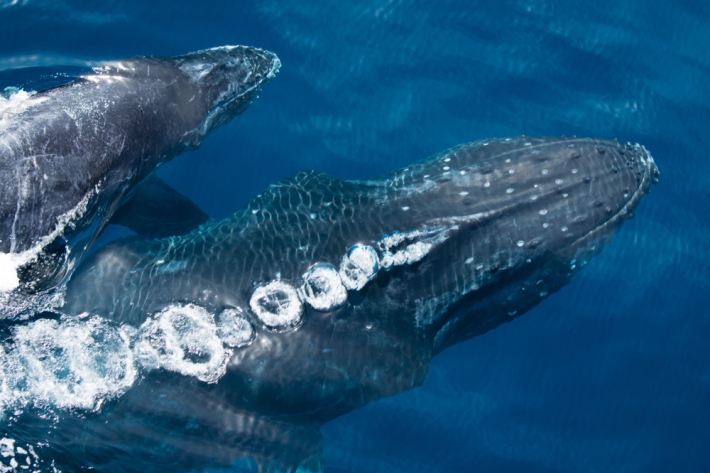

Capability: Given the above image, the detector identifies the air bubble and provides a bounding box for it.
[443,166,450,171]
[555,179,563,185]
[216,309,254,347]
[506,188,515,194]
[459,170,466,175]
[517,240,525,247]
[401,206,410,211]
[539,209,548,215]
[572,169,579,174]
[339,244,379,290]
[444,158,451,162]
[459,191,469,196]
[561,226,568,232]
[484,182,490,188]
[137,304,230,383]
[249,281,304,331]
[10,316,137,410]
[299,263,347,312]
[509,169,515,174]
[542,169,549,175]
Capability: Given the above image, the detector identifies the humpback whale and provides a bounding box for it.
[0,45,280,317]
[0,137,658,472]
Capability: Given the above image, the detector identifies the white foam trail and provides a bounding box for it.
[1,315,136,413]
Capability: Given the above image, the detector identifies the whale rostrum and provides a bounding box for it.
[2,135,658,472]
[0,45,280,316]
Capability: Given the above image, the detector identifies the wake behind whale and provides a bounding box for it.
[0,136,659,472]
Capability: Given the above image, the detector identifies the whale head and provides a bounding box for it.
[172,45,281,138]
[364,137,660,354]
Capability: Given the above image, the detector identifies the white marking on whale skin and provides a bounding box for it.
[339,244,379,291]
[298,263,347,312]
[249,281,304,331]
[0,184,98,298]
[155,259,188,274]
[178,61,216,83]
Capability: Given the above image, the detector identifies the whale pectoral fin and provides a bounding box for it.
[109,174,211,238]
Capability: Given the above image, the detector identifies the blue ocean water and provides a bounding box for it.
[1,0,708,472]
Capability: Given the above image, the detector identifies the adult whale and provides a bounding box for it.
[0,45,280,316]
[2,137,659,472]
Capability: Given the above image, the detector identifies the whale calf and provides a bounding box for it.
[1,136,658,472]
[0,45,280,316]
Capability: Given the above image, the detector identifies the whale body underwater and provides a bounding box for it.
[0,136,658,472]
[0,45,280,317]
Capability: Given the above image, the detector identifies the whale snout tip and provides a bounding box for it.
[639,143,660,184]
[182,44,280,83]
[267,54,282,79]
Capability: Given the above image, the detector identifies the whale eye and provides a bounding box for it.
[249,281,304,331]
[299,263,347,312]
[339,244,379,290]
